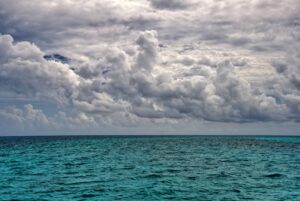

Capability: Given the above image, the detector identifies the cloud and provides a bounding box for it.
[148,0,194,10]
[0,34,80,104]
[1,29,299,125]
[0,0,300,134]
[70,31,293,122]
[135,30,159,71]
[0,104,49,129]
[0,104,102,135]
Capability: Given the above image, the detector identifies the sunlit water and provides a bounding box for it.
[0,136,299,200]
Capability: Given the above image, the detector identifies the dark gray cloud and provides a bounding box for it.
[148,0,194,10]
[44,54,70,64]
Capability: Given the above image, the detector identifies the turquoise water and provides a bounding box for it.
[0,136,299,201]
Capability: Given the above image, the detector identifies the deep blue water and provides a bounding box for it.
[0,135,299,201]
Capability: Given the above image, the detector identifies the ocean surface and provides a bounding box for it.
[0,135,299,201]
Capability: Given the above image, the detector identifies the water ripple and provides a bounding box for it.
[0,135,299,200]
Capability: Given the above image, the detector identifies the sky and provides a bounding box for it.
[0,0,300,135]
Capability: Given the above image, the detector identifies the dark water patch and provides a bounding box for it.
[143,173,163,179]
[28,172,45,176]
[166,169,181,173]
[64,162,87,167]
[80,193,98,198]
[64,171,77,175]
[232,189,241,193]
[94,188,106,192]
[264,173,284,178]
[56,180,104,186]
[186,176,197,180]
[121,165,135,170]
[208,171,229,179]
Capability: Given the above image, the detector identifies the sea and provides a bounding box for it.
[0,135,299,200]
